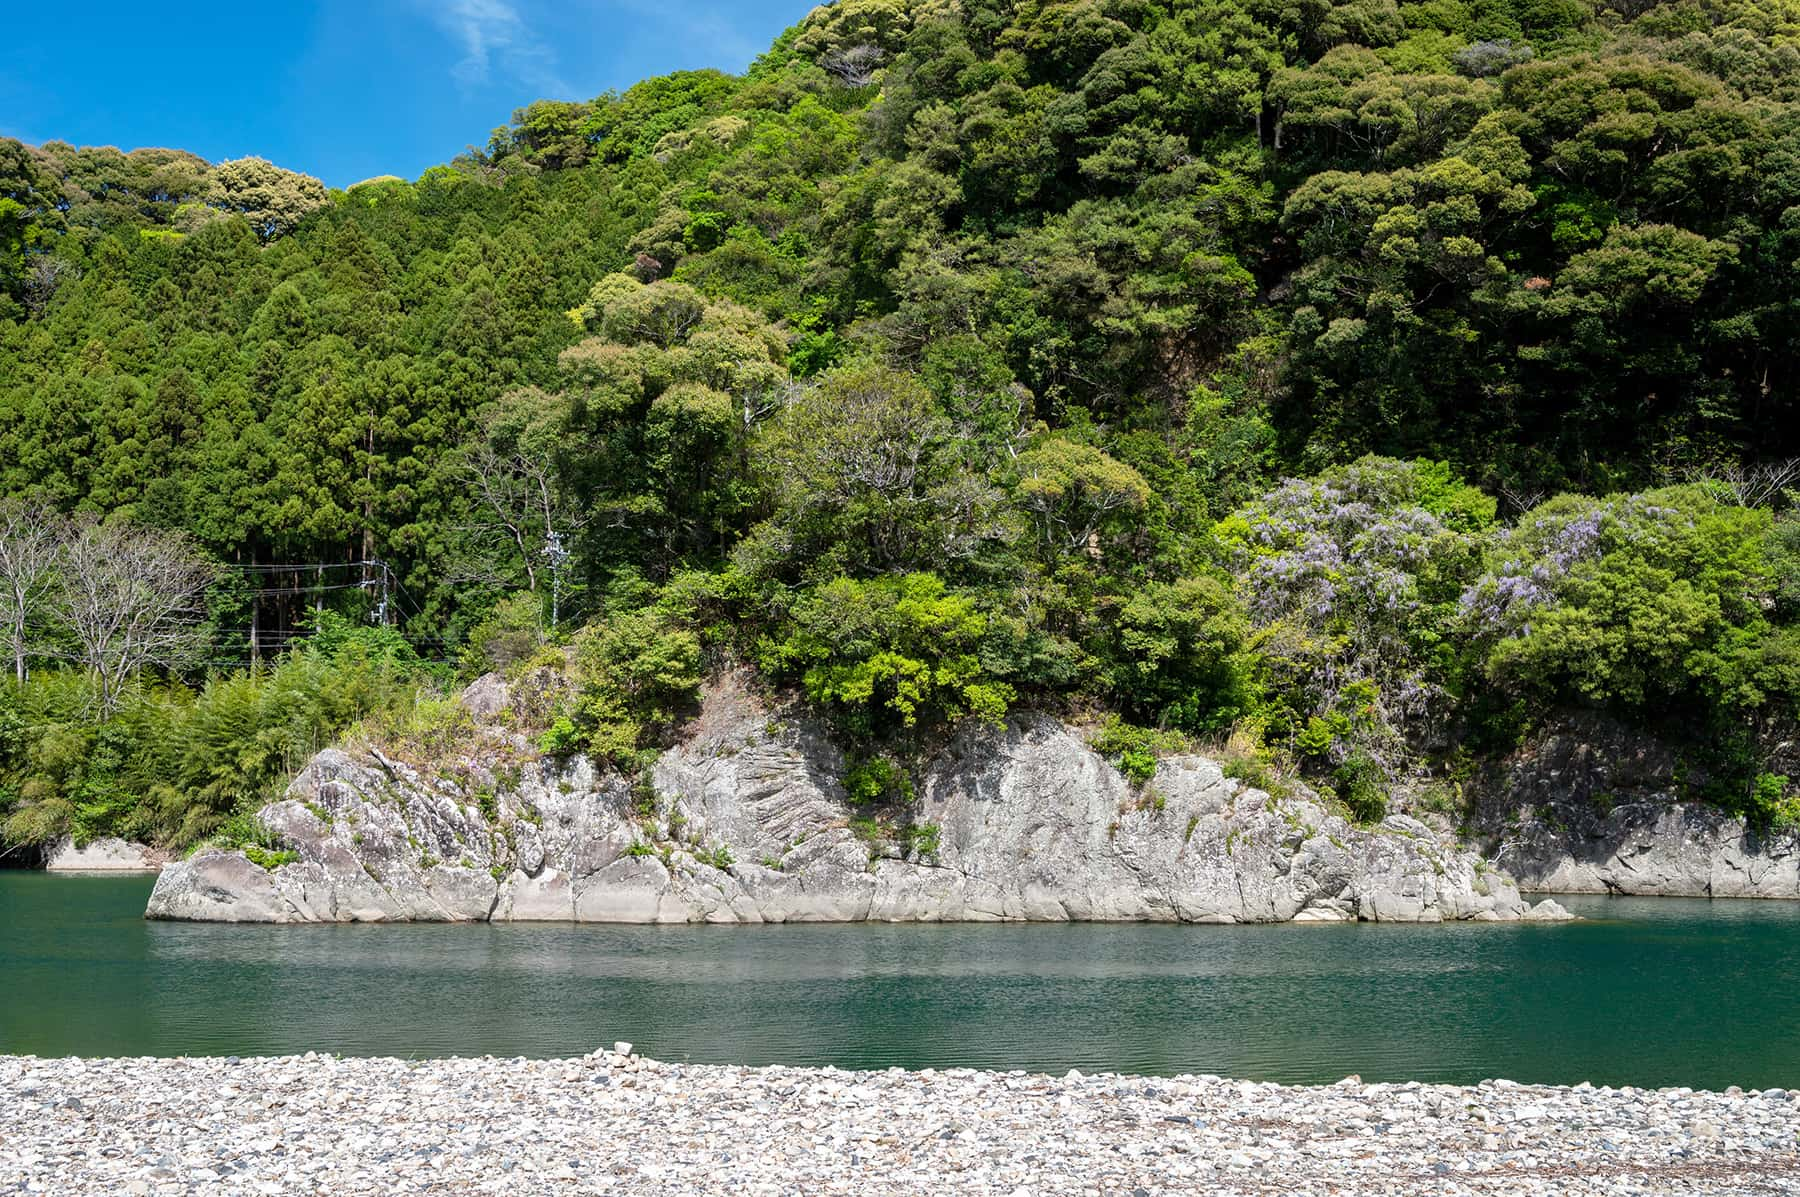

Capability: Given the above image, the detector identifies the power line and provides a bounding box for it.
[217,561,374,574]
[231,582,372,597]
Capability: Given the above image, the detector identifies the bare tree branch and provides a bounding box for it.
[1684,459,1800,509]
[0,500,65,682]
[819,44,886,87]
[49,519,216,716]
[455,396,586,595]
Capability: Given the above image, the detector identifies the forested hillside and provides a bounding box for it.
[5,0,1800,852]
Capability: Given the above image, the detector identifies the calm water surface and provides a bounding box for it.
[3,872,1797,1088]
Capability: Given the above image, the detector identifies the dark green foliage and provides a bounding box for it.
[1110,576,1257,732]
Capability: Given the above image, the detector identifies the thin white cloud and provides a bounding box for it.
[607,0,765,68]
[431,0,570,95]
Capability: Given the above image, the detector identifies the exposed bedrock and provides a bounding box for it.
[1474,714,1800,898]
[148,676,1568,924]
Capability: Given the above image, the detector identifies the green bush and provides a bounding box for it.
[539,716,582,757]
[1109,575,1256,733]
[1752,774,1800,830]
[1474,487,1769,711]
[243,844,299,870]
[210,812,288,853]
[0,624,427,852]
[759,573,1014,734]
[844,756,914,805]
[1091,717,1187,786]
[1334,751,1389,826]
[1218,732,1290,800]
[550,606,703,765]
[459,592,548,679]
[899,821,941,859]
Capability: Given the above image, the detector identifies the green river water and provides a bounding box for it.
[2,872,1796,1088]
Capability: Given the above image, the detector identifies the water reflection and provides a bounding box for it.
[4,875,1798,1089]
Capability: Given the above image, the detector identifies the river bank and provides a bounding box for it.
[3,1049,1795,1196]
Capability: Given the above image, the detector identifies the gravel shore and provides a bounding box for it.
[3,1050,1796,1196]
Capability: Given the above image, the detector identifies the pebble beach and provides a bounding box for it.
[3,1049,1797,1196]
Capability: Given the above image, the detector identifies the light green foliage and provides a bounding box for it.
[0,616,427,850]
[1219,740,1286,799]
[761,573,1013,733]
[207,157,330,242]
[1767,515,1800,622]
[551,606,702,765]
[1751,774,1800,832]
[898,821,940,860]
[1091,717,1188,787]
[844,755,914,806]
[539,717,582,757]
[210,812,291,859]
[460,592,547,678]
[749,365,1001,577]
[1471,485,1770,709]
[361,694,477,761]
[243,843,299,870]
[1013,437,1151,557]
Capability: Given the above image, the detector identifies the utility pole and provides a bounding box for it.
[543,531,569,630]
[365,558,392,627]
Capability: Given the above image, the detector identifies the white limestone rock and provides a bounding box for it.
[44,837,162,872]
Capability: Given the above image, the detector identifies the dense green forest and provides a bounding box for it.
[6,0,1800,853]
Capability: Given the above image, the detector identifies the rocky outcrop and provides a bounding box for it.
[1491,802,1800,898]
[45,837,164,872]
[147,676,1569,925]
[1474,714,1800,897]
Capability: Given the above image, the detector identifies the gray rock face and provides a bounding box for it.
[44,837,163,872]
[1491,802,1800,898]
[1474,714,1800,897]
[148,678,1566,924]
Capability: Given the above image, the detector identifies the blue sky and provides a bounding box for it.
[0,1,814,189]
